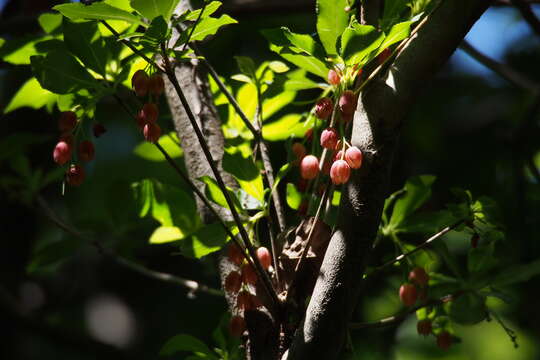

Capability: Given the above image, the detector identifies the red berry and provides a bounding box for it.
[333,150,344,162]
[53,141,72,165]
[59,132,74,145]
[330,159,351,185]
[225,271,242,294]
[339,90,357,115]
[227,243,244,266]
[399,283,418,307]
[436,332,452,350]
[241,264,258,285]
[327,69,340,85]
[292,142,306,162]
[92,123,106,138]
[66,164,85,186]
[140,103,158,123]
[143,123,161,143]
[345,146,363,169]
[300,155,319,180]
[236,291,261,310]
[58,111,77,132]
[320,128,339,150]
[132,70,149,97]
[148,74,165,96]
[229,315,246,337]
[315,97,333,120]
[256,247,272,270]
[417,320,432,336]
[409,267,429,286]
[78,140,95,162]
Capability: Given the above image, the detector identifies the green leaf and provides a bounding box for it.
[63,18,108,76]
[53,2,145,26]
[281,27,327,60]
[286,183,302,210]
[388,175,436,228]
[284,69,323,91]
[231,74,252,83]
[262,29,329,79]
[149,226,184,244]
[139,16,170,50]
[222,147,264,202]
[268,61,289,73]
[27,239,82,274]
[340,19,384,66]
[180,223,229,259]
[235,56,257,79]
[447,293,487,325]
[397,210,456,234]
[131,0,179,21]
[263,114,313,141]
[188,15,238,42]
[377,21,412,55]
[380,0,410,31]
[30,51,102,94]
[182,1,222,21]
[38,13,63,34]
[468,242,497,274]
[199,176,243,212]
[0,35,49,65]
[133,131,183,161]
[316,0,349,55]
[160,334,215,357]
[4,78,56,114]
[472,196,501,225]
[131,179,200,237]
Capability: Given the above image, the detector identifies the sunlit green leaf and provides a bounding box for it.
[131,0,179,21]
[180,223,229,259]
[31,50,102,94]
[53,2,145,26]
[38,13,63,34]
[199,175,243,212]
[316,0,349,55]
[377,21,413,55]
[4,78,56,114]
[149,226,184,244]
[187,15,237,42]
[340,19,384,66]
[63,18,108,76]
[388,175,436,228]
[263,114,314,141]
[133,131,183,161]
[223,147,264,202]
[286,183,302,210]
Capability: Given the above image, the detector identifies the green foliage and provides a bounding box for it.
[222,146,264,202]
[286,182,302,210]
[63,18,109,76]
[316,0,349,56]
[31,50,104,94]
[160,334,217,358]
[133,131,183,161]
[4,78,56,114]
[130,0,180,22]
[340,20,384,66]
[53,2,145,26]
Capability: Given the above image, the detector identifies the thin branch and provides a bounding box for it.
[159,43,281,310]
[181,1,208,52]
[511,0,540,37]
[460,40,540,93]
[372,220,464,275]
[349,293,460,330]
[194,45,287,233]
[36,195,223,297]
[100,21,162,71]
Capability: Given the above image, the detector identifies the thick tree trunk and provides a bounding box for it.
[285,1,491,359]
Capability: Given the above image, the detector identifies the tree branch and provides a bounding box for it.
[284,1,491,359]
[460,40,539,93]
[511,0,540,37]
[36,195,223,297]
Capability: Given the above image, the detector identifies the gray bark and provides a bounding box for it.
[285,1,491,359]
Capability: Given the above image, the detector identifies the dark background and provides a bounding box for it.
[1,0,539,359]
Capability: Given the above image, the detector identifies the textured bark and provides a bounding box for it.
[284,1,491,359]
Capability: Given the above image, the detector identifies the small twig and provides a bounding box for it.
[180,0,208,52]
[511,0,540,37]
[370,220,464,275]
[349,292,461,330]
[100,21,163,71]
[460,40,539,93]
[36,195,223,297]
[159,43,281,310]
